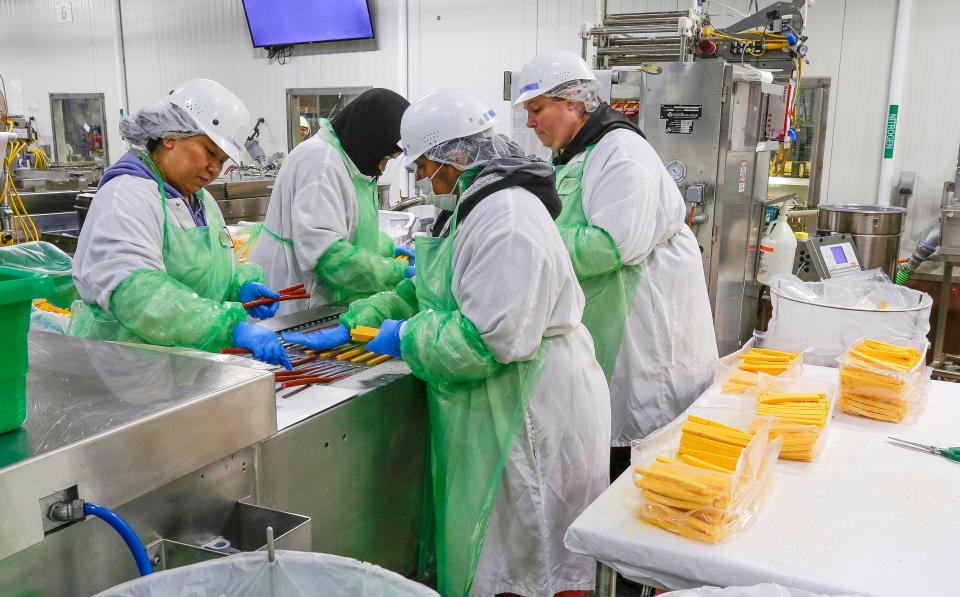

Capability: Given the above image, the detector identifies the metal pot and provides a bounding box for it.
[817,204,906,235]
[817,204,907,277]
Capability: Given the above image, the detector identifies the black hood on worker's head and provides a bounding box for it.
[331,88,410,177]
[554,102,645,166]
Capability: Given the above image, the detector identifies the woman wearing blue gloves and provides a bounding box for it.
[286,90,610,596]
[69,79,290,368]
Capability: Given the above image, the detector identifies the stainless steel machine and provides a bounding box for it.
[0,308,427,596]
[817,204,906,278]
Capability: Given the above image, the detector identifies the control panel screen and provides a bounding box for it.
[830,245,848,265]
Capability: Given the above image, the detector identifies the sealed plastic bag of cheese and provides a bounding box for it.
[715,332,809,395]
[746,375,837,462]
[837,337,930,423]
[630,407,781,544]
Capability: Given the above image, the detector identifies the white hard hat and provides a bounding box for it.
[513,50,596,105]
[400,88,497,169]
[299,115,310,131]
[167,79,250,163]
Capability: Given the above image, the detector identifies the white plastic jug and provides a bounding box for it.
[757,210,797,285]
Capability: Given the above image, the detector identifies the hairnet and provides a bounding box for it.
[118,100,203,149]
[544,78,602,113]
[423,131,526,171]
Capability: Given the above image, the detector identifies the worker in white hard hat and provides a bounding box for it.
[288,88,611,596]
[299,115,311,141]
[516,50,718,473]
[249,88,414,330]
[69,79,291,368]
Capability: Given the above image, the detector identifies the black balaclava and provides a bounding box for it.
[331,88,410,177]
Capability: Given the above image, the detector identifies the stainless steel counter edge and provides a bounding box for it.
[0,373,277,562]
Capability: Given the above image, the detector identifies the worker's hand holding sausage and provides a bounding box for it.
[233,322,292,369]
[238,281,281,320]
[364,319,404,358]
[281,324,351,351]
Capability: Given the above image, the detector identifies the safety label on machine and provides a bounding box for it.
[661,104,701,134]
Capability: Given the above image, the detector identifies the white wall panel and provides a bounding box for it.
[0,0,122,162]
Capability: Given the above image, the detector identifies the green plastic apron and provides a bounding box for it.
[555,145,642,380]
[415,180,552,597]
[262,119,381,300]
[69,152,236,342]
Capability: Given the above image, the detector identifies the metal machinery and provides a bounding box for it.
[817,204,906,278]
[930,144,960,378]
[555,0,809,353]
[0,307,428,595]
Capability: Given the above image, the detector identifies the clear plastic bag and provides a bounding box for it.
[630,407,781,544]
[666,583,860,597]
[746,375,837,462]
[0,241,78,308]
[837,336,930,424]
[95,550,438,597]
[766,273,932,366]
[715,332,809,394]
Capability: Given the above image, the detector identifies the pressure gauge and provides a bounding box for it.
[666,159,686,183]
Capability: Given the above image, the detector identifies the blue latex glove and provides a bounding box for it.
[365,319,404,358]
[233,322,292,369]
[405,265,416,279]
[395,246,415,266]
[281,324,351,351]
[238,282,280,320]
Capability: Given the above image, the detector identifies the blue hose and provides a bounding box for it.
[83,501,154,576]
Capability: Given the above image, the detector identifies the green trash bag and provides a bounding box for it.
[0,241,78,308]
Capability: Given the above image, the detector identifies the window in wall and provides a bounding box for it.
[49,93,108,165]
[767,77,831,208]
[286,87,370,151]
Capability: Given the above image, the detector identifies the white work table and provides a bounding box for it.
[565,366,960,597]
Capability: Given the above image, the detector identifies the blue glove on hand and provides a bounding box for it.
[405,265,416,279]
[395,246,415,266]
[233,322,292,369]
[365,319,404,358]
[281,324,351,351]
[238,282,280,320]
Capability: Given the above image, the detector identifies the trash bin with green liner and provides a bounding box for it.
[0,265,56,434]
[0,241,78,308]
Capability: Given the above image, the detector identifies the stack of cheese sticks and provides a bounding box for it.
[721,347,802,394]
[838,338,926,423]
[752,391,830,461]
[632,413,779,543]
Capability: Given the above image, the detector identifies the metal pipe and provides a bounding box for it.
[876,0,913,205]
[390,196,426,211]
[111,0,129,163]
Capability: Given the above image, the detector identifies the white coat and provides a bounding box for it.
[248,133,362,315]
[446,187,612,596]
[574,128,718,445]
[72,175,228,311]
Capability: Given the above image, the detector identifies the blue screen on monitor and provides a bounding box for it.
[242,0,374,47]
[830,245,847,264]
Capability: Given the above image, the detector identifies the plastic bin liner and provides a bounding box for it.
[666,583,862,597]
[95,550,439,597]
[765,272,932,366]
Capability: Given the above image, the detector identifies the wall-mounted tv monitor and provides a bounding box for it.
[241,0,374,48]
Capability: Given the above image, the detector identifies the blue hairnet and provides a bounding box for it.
[118,101,203,149]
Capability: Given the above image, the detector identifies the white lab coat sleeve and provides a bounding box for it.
[454,192,557,364]
[288,149,353,274]
[72,176,165,312]
[582,131,674,266]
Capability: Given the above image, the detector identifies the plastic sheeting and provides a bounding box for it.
[95,551,438,597]
[765,271,932,366]
[666,583,861,597]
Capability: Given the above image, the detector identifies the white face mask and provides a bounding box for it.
[415,165,458,212]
